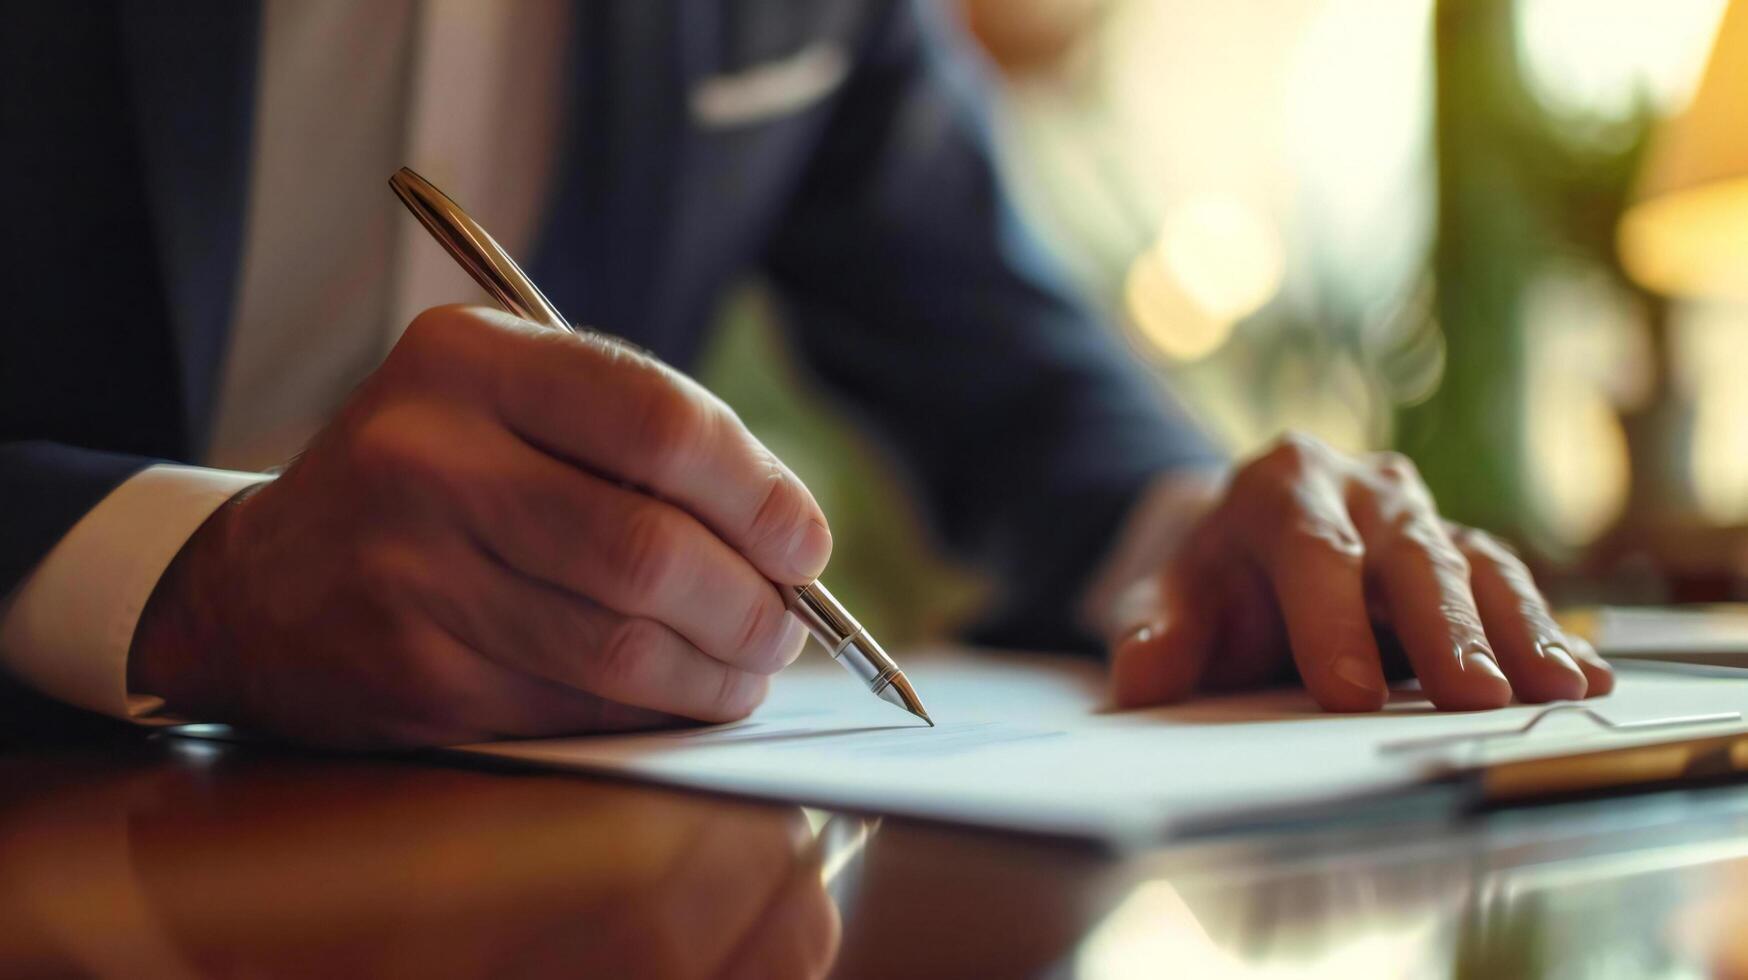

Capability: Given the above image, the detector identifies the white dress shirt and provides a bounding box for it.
[0,0,567,719]
[0,0,1195,721]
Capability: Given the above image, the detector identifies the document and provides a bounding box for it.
[1583,605,1748,667]
[455,650,1748,845]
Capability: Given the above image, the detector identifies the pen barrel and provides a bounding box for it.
[788,582,899,692]
[789,581,860,639]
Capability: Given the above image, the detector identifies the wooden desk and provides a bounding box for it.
[9,728,1748,977]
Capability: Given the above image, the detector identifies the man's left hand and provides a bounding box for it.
[1107,433,1614,712]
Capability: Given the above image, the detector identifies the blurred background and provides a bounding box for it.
[698,0,1748,644]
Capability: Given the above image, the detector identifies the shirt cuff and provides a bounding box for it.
[0,465,271,722]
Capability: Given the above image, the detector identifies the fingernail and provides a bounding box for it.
[1537,641,1582,676]
[1568,637,1612,670]
[1332,655,1381,694]
[774,612,809,667]
[1121,622,1162,648]
[784,520,832,581]
[1461,649,1508,682]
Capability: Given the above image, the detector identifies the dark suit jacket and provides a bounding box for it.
[0,0,1219,653]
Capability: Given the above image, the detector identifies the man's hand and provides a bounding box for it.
[130,306,833,747]
[1108,433,1614,712]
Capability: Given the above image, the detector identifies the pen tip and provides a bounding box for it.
[878,673,934,727]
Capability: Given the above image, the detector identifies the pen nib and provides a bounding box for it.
[878,673,934,727]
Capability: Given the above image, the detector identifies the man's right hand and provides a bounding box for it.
[128,306,833,747]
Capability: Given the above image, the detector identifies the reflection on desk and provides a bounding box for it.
[0,742,843,979]
[9,735,1748,977]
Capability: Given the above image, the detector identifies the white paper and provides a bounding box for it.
[1591,605,1748,665]
[454,649,1748,845]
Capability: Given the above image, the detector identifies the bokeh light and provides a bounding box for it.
[1125,195,1284,362]
[1514,0,1726,122]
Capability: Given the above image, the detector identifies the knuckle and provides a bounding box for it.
[1459,527,1524,566]
[631,378,710,485]
[611,504,687,600]
[595,617,658,693]
[1237,432,1329,498]
[1458,530,1554,619]
[395,305,455,353]
[1286,517,1365,565]
[1231,454,1296,507]
[392,305,480,372]
[1436,600,1486,634]
[378,616,448,690]
[446,462,516,542]
[364,546,426,609]
[1388,512,1471,578]
[490,326,578,416]
[1268,431,1327,468]
[746,451,808,550]
[1370,451,1421,486]
[346,409,435,489]
[733,595,784,672]
[1517,594,1558,629]
[709,670,765,722]
[712,669,747,720]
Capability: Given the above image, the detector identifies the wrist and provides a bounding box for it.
[128,484,258,718]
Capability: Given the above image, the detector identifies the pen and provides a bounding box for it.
[388,167,934,726]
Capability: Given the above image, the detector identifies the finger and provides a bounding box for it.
[1453,527,1590,702]
[404,307,832,584]
[1195,557,1290,693]
[381,619,685,744]
[718,860,842,980]
[527,469,807,673]
[1228,437,1387,711]
[1566,634,1617,696]
[1350,457,1511,710]
[390,537,778,723]
[371,407,808,675]
[1109,569,1215,709]
[651,810,816,978]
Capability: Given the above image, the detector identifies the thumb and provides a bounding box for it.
[1108,566,1215,709]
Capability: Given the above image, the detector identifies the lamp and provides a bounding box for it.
[1619,0,1748,298]
[1596,0,1748,601]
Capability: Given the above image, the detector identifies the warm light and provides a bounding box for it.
[1521,271,1637,546]
[1526,380,1633,547]
[1620,180,1748,298]
[1074,880,1235,978]
[1676,305,1748,524]
[1515,0,1726,121]
[1124,195,1283,363]
[1160,196,1284,324]
[1124,250,1230,362]
[1618,0,1748,298]
[1075,878,1441,979]
[1284,0,1434,307]
[1691,374,1748,524]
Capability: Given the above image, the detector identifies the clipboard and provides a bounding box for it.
[1377,699,1748,805]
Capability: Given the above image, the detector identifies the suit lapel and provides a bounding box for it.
[117,1,261,454]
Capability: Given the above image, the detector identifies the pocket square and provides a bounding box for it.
[690,42,849,129]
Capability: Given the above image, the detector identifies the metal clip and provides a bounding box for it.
[1378,704,1743,755]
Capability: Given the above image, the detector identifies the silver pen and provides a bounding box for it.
[388,167,934,726]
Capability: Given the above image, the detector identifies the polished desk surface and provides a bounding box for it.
[10,724,1748,978]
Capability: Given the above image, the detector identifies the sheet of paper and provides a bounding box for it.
[1586,605,1748,665]
[454,650,1748,845]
